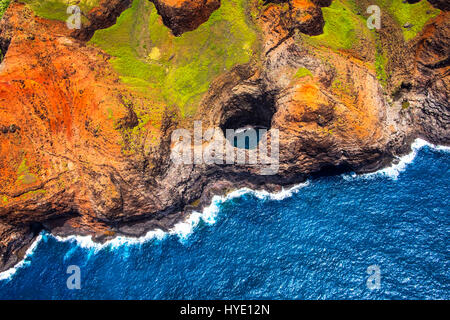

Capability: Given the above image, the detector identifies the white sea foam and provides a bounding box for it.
[0,182,309,280]
[0,138,447,281]
[343,138,449,181]
[0,234,42,281]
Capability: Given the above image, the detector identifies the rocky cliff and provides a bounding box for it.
[0,0,448,272]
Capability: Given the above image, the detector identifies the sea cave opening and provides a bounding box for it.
[219,92,276,150]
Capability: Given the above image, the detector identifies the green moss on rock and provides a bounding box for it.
[375,0,440,41]
[294,67,313,79]
[304,0,372,51]
[90,0,260,118]
[20,0,100,22]
[17,158,38,185]
[0,0,10,20]
[402,100,410,109]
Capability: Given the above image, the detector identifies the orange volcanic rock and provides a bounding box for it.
[290,0,326,35]
[0,0,448,272]
[0,2,131,203]
[412,11,450,142]
[0,3,138,265]
[73,0,134,41]
[150,0,221,35]
[259,0,328,55]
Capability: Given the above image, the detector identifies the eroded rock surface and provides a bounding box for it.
[0,0,448,272]
[150,0,221,36]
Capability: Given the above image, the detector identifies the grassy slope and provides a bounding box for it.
[301,0,440,87]
[304,0,372,51]
[294,67,313,79]
[304,0,440,50]
[20,0,100,21]
[90,0,259,118]
[0,0,10,20]
[16,0,440,111]
[376,0,440,41]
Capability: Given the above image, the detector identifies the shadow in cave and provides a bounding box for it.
[219,92,277,150]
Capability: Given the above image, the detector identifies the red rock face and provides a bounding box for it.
[0,0,448,272]
[72,0,221,39]
[426,0,450,11]
[150,0,221,36]
[408,0,449,10]
[0,3,133,267]
[290,0,326,35]
[413,11,450,142]
[261,0,330,39]
[73,0,134,40]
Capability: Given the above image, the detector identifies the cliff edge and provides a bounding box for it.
[0,0,448,272]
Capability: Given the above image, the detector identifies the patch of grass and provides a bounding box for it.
[375,0,440,41]
[332,77,352,95]
[294,67,313,79]
[17,158,29,176]
[21,0,100,21]
[374,33,388,87]
[0,0,9,60]
[402,100,410,109]
[90,0,259,118]
[304,0,372,51]
[106,107,114,120]
[0,0,10,20]
[20,189,46,200]
[17,158,37,185]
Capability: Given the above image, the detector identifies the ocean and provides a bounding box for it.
[0,139,448,299]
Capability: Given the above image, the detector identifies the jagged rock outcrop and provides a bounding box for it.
[0,0,448,272]
[424,0,450,11]
[150,0,221,36]
[412,11,450,143]
[73,0,134,41]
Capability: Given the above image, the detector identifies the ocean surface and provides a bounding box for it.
[0,140,448,299]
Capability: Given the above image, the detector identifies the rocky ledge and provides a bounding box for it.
[0,0,448,272]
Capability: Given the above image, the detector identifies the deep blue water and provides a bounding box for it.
[0,144,448,299]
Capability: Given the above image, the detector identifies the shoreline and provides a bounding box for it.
[1,138,449,281]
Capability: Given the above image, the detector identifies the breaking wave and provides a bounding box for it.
[1,138,448,282]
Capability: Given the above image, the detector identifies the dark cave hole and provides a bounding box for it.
[0,37,10,63]
[29,222,45,237]
[220,93,276,150]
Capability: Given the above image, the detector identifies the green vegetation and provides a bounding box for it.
[0,0,10,20]
[294,67,313,79]
[190,198,201,207]
[20,0,100,21]
[17,158,37,185]
[90,0,259,118]
[374,34,388,87]
[304,0,372,51]
[332,77,352,95]
[0,0,9,60]
[305,0,440,48]
[20,189,47,200]
[375,0,440,41]
[402,100,410,109]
